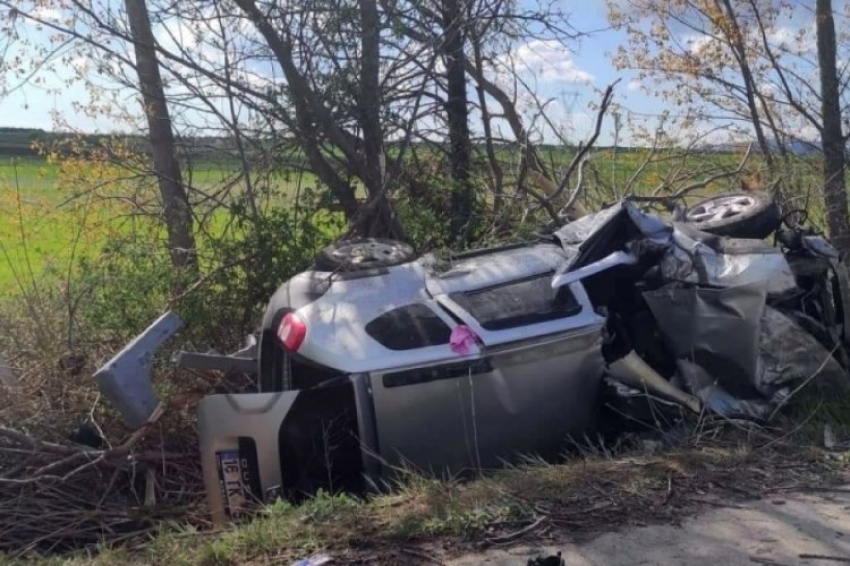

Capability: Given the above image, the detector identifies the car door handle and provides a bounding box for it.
[382,359,493,388]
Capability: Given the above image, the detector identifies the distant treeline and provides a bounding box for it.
[0,126,797,160]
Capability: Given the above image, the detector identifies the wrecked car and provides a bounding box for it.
[204,238,609,523]
[93,189,850,524]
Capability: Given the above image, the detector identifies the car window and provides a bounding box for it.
[365,303,453,350]
[449,273,582,331]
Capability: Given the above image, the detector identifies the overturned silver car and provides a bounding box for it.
[93,191,850,524]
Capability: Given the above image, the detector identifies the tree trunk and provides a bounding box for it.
[816,0,850,255]
[233,0,401,239]
[359,0,383,202]
[471,36,503,216]
[441,0,474,245]
[125,0,197,272]
[358,0,403,239]
[717,0,775,173]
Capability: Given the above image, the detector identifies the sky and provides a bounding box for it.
[0,0,666,145]
[0,0,828,147]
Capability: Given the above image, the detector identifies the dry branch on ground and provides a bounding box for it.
[0,414,207,556]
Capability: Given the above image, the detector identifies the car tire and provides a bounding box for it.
[314,238,415,272]
[682,192,780,239]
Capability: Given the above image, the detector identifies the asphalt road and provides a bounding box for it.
[448,487,850,566]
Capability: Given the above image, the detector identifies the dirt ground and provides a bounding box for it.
[448,486,850,566]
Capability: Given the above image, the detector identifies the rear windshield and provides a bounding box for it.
[365,303,452,350]
[449,273,582,331]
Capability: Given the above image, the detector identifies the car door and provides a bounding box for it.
[438,274,606,468]
[369,272,606,479]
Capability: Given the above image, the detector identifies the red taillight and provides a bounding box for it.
[276,312,307,352]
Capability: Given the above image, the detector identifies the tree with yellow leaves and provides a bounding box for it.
[609,0,850,252]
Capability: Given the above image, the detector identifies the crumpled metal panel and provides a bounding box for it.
[641,281,848,420]
[424,243,567,296]
[553,203,625,249]
[369,325,606,476]
[643,281,768,392]
[552,200,673,271]
[755,306,849,397]
[661,228,797,296]
[674,359,770,420]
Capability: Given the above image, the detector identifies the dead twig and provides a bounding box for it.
[0,426,79,455]
[558,153,593,218]
[768,344,841,421]
[549,80,619,206]
[629,143,753,207]
[486,515,547,545]
[399,547,448,566]
[168,251,261,305]
[799,555,850,563]
[622,131,662,198]
[685,496,747,509]
[750,558,796,566]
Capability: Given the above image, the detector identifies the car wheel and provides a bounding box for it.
[314,238,415,271]
[682,192,780,239]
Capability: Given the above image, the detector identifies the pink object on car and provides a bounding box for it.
[450,324,480,355]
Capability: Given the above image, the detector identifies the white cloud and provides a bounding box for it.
[757,82,777,97]
[767,24,816,54]
[155,19,205,54]
[684,21,815,59]
[627,80,642,91]
[69,56,90,73]
[513,40,594,84]
[685,34,716,56]
[29,6,61,24]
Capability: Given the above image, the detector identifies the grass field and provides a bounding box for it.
[0,158,90,293]
[0,156,310,293]
[0,148,833,295]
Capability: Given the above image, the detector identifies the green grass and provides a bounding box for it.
[0,156,311,295]
[0,158,88,293]
[0,158,129,295]
[0,158,61,198]
[0,148,835,296]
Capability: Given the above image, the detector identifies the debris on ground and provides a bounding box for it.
[289,553,334,566]
[527,551,565,566]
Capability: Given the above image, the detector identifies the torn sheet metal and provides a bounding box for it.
[643,281,768,396]
[606,351,701,413]
[598,377,688,433]
[642,282,848,419]
[674,359,770,420]
[803,235,840,260]
[828,258,850,348]
[552,200,672,271]
[755,306,849,398]
[93,311,182,429]
[661,226,797,296]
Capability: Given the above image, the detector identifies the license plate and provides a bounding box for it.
[216,450,249,517]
